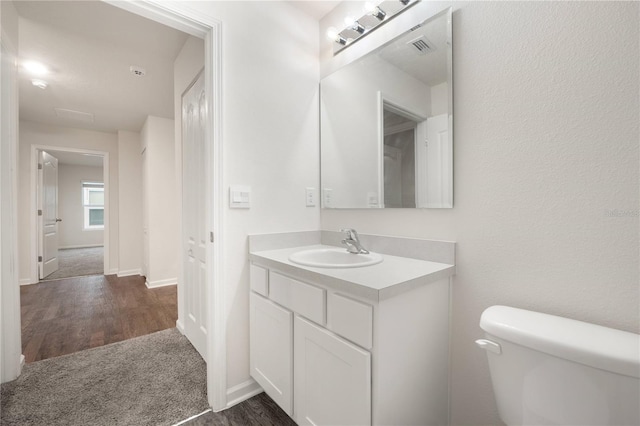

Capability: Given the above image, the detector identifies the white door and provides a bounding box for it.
[294,316,371,426]
[40,151,60,278]
[424,114,451,208]
[182,71,208,358]
[250,293,293,415]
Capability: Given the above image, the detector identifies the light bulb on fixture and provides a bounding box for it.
[326,27,347,45]
[23,60,49,76]
[344,16,365,34]
[365,2,387,21]
[31,79,48,89]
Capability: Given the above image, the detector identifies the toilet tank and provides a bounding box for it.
[478,306,640,426]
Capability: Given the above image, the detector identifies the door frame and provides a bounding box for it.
[30,146,109,283]
[104,0,226,411]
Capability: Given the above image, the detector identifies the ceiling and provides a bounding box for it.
[287,0,340,20]
[378,11,449,87]
[14,0,190,134]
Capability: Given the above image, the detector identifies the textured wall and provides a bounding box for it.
[18,121,119,280]
[57,164,104,248]
[117,130,142,276]
[321,2,639,424]
[169,1,321,392]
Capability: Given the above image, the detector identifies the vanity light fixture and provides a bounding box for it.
[327,27,347,45]
[344,16,366,34]
[328,0,419,54]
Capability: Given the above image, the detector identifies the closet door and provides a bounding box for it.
[294,316,371,426]
[182,71,208,358]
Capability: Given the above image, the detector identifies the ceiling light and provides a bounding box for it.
[23,60,49,76]
[31,79,48,89]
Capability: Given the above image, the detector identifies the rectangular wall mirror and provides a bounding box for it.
[320,7,453,209]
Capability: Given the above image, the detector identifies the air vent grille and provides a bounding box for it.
[407,36,435,55]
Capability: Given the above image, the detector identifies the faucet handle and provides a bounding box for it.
[340,228,357,239]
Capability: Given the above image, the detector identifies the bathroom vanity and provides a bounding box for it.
[248,231,455,426]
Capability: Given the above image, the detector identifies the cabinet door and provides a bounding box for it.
[294,316,371,426]
[250,292,293,415]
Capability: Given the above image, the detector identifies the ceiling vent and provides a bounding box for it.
[407,36,435,55]
[54,108,94,123]
[129,65,146,77]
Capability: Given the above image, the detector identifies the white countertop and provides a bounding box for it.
[249,244,455,301]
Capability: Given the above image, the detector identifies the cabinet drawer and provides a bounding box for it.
[328,293,373,349]
[269,271,325,325]
[250,263,268,296]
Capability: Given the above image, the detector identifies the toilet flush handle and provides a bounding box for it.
[475,339,502,355]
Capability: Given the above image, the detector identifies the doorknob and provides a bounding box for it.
[55,218,62,222]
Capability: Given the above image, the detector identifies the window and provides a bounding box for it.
[83,182,104,230]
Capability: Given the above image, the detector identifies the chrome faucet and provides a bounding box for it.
[340,228,369,254]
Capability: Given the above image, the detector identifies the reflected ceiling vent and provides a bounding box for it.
[407,36,435,55]
[54,108,95,123]
[130,65,146,77]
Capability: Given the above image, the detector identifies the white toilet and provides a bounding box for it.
[477,305,640,426]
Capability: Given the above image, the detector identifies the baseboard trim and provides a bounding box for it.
[145,278,177,289]
[58,244,104,250]
[224,379,263,410]
[19,354,25,371]
[117,269,141,278]
[172,409,212,426]
[20,278,34,286]
[176,320,185,334]
[107,268,118,276]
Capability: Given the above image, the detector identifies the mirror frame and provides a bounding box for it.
[320,7,453,209]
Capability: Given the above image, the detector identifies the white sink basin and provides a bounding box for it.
[288,247,383,268]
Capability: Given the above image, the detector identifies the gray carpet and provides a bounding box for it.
[43,246,104,281]
[1,328,209,426]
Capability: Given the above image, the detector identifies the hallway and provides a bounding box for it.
[20,274,177,363]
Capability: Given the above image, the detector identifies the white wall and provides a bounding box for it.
[57,164,104,248]
[174,36,204,328]
[140,115,178,287]
[117,130,142,277]
[166,1,321,395]
[0,0,22,383]
[18,121,120,281]
[321,2,639,424]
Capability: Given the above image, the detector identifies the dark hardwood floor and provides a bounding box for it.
[182,393,297,426]
[20,274,177,363]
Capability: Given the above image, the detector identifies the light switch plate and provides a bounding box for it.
[230,185,251,208]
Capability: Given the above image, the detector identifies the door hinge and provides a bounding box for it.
[38,209,42,216]
[38,163,43,170]
[38,256,42,262]
[210,232,214,243]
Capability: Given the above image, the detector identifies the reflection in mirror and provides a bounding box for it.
[321,8,452,209]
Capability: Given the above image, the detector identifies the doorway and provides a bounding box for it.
[1,0,226,411]
[34,148,107,282]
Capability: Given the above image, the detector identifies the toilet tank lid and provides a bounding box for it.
[480,305,640,379]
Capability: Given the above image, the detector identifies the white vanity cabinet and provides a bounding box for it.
[249,257,452,426]
[249,292,293,415]
[294,316,371,426]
